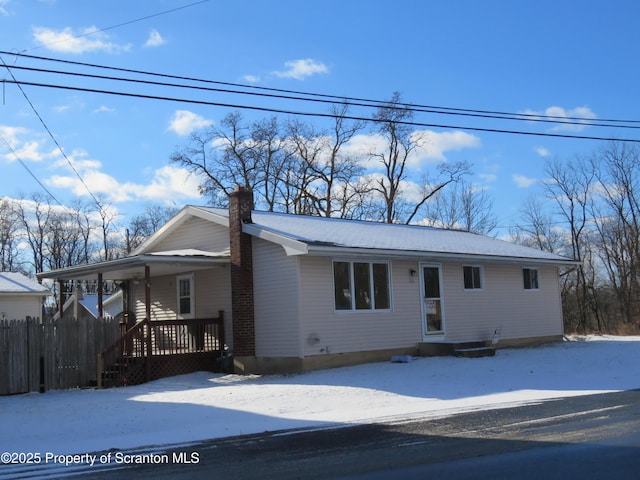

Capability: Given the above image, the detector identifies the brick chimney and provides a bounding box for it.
[229,186,255,358]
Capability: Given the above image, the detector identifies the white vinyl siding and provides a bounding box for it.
[252,238,301,357]
[133,268,230,325]
[443,263,563,342]
[0,296,44,321]
[300,257,422,356]
[151,217,230,253]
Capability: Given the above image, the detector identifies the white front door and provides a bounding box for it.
[421,263,445,336]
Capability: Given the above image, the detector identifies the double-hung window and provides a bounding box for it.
[523,268,539,290]
[333,261,391,311]
[177,274,195,318]
[463,266,483,290]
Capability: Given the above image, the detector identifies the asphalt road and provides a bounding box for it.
[4,389,640,479]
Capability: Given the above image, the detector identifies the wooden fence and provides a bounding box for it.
[0,316,120,395]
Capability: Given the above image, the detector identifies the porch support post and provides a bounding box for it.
[144,265,151,322]
[97,273,103,318]
[145,265,151,382]
[58,280,64,318]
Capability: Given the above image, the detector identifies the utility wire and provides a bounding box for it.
[0,56,104,212]
[20,0,210,53]
[4,78,640,144]
[4,50,640,128]
[5,62,639,131]
[0,133,64,206]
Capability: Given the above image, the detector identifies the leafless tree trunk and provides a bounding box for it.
[544,156,601,332]
[369,92,421,223]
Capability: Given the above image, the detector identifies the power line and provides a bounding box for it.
[0,56,104,212]
[4,78,640,144]
[0,134,64,206]
[6,61,640,132]
[20,0,211,53]
[3,50,640,129]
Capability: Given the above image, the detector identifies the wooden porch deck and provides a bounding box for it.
[98,312,226,388]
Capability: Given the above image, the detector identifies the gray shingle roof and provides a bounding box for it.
[0,272,52,295]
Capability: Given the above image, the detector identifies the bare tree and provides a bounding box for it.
[369,92,422,223]
[126,204,180,253]
[590,141,640,327]
[0,199,23,272]
[423,180,497,234]
[286,103,368,217]
[16,193,53,275]
[171,111,272,207]
[511,195,565,253]
[544,156,600,332]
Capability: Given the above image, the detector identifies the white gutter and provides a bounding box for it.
[303,244,580,266]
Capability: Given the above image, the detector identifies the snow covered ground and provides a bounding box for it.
[2,336,640,457]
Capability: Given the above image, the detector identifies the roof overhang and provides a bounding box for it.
[37,250,229,282]
[304,244,580,266]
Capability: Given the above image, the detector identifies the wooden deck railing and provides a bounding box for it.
[98,311,225,388]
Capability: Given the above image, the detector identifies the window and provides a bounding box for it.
[523,268,539,290]
[333,261,391,311]
[463,266,482,289]
[176,274,195,318]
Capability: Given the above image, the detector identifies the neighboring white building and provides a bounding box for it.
[39,189,579,374]
[0,272,52,321]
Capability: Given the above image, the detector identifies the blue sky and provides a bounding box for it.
[1,0,639,234]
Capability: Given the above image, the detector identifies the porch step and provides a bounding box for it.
[453,346,496,358]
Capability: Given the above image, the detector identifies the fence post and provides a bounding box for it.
[96,354,102,389]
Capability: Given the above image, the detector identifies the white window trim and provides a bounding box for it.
[176,273,195,319]
[523,267,540,290]
[332,260,393,313]
[463,265,484,290]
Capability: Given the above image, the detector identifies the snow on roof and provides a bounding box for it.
[0,272,52,295]
[147,248,230,258]
[196,207,574,263]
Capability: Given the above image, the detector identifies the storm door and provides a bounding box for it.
[421,264,444,335]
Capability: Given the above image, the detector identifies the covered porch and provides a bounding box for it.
[38,249,231,387]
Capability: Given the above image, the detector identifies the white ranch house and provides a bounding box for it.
[39,188,577,376]
[0,272,52,321]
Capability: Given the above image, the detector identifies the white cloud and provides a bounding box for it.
[479,173,497,183]
[32,26,132,54]
[135,166,202,201]
[93,105,115,114]
[416,130,481,163]
[144,29,165,47]
[341,130,480,171]
[242,74,260,83]
[0,0,10,16]
[535,146,551,157]
[0,126,50,162]
[520,105,597,132]
[513,174,537,188]
[48,155,201,204]
[272,59,329,80]
[168,110,213,136]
